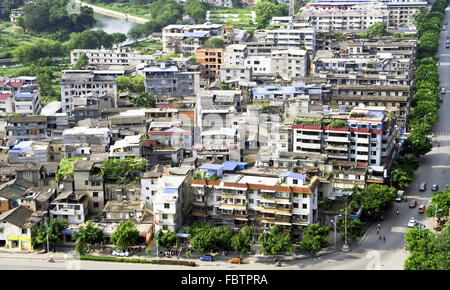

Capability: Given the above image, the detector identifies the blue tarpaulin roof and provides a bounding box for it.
[278,172,306,180]
[15,93,33,98]
[222,161,248,171]
[199,164,223,171]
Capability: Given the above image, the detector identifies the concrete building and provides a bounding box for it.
[73,160,105,215]
[5,116,48,141]
[8,141,50,164]
[143,62,201,97]
[50,191,88,224]
[271,49,308,79]
[264,23,316,51]
[292,106,396,177]
[60,70,117,115]
[195,48,224,82]
[190,162,320,241]
[62,127,112,147]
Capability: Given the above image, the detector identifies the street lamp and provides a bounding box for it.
[341,196,351,252]
[331,214,342,249]
[44,221,50,254]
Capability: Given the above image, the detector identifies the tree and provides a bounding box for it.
[298,224,329,253]
[337,218,363,240]
[203,38,225,49]
[73,53,89,70]
[13,40,64,66]
[258,225,292,255]
[132,92,156,108]
[101,157,146,184]
[128,26,145,42]
[183,0,208,24]
[404,226,434,252]
[231,226,253,257]
[255,0,289,29]
[32,218,68,249]
[117,75,145,93]
[156,230,178,250]
[353,184,397,218]
[66,30,114,51]
[425,190,450,219]
[73,221,104,254]
[110,221,140,251]
[190,226,235,252]
[366,22,387,38]
[110,33,127,48]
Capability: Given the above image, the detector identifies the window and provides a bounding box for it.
[303,194,308,198]
[78,215,81,220]
[22,228,27,235]
[75,205,80,210]
[93,192,98,198]
[293,179,298,184]
[302,204,307,209]
[162,225,168,231]
[85,181,89,186]
[0,227,3,234]
[164,203,170,209]
[93,202,99,208]
[146,187,150,190]
[248,199,254,204]
[293,203,299,208]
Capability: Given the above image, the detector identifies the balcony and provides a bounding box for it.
[295,134,321,140]
[219,203,247,211]
[356,138,369,144]
[297,142,321,149]
[356,154,369,161]
[325,145,348,151]
[326,136,350,143]
[50,208,75,216]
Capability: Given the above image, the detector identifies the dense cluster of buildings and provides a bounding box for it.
[0,1,427,251]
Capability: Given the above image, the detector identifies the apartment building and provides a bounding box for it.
[162,23,223,53]
[143,62,201,96]
[299,3,389,32]
[0,76,41,115]
[5,116,48,141]
[190,162,320,241]
[70,47,154,70]
[264,23,316,51]
[141,166,192,232]
[60,70,117,115]
[195,48,224,82]
[109,135,142,159]
[8,141,50,164]
[331,84,411,125]
[271,49,308,79]
[62,127,112,147]
[50,191,88,224]
[73,160,105,214]
[292,106,396,176]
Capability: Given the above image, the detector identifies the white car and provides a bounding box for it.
[112,250,129,257]
[407,218,418,228]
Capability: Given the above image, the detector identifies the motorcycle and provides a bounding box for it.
[46,256,54,263]
[275,261,282,267]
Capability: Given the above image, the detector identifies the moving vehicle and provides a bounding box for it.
[229,257,243,264]
[441,87,446,94]
[408,218,418,228]
[447,44,450,49]
[418,204,426,213]
[419,182,426,192]
[112,250,129,257]
[199,254,214,262]
[409,200,417,208]
[440,96,444,103]
[432,184,439,192]
[395,190,405,202]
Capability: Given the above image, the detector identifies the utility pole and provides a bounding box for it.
[45,221,50,253]
[289,0,295,17]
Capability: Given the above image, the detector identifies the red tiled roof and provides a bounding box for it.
[8,81,23,88]
[292,124,322,130]
[0,93,11,100]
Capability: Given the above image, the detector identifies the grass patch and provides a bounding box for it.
[85,1,152,19]
[80,255,197,266]
[210,8,254,14]
[128,40,162,54]
[154,53,181,62]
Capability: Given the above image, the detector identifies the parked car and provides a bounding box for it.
[418,204,426,213]
[409,200,417,208]
[432,184,439,192]
[229,257,243,264]
[199,254,214,262]
[112,250,129,257]
[419,182,426,192]
[408,218,418,228]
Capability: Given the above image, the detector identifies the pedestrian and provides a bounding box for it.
[379,235,382,240]
[383,236,386,242]
[377,228,380,234]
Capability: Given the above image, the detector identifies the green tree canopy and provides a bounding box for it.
[203,37,225,49]
[132,92,156,108]
[353,184,397,218]
[32,218,68,247]
[255,0,289,29]
[298,224,329,253]
[100,157,146,184]
[190,226,235,252]
[110,221,140,251]
[337,218,363,240]
[73,53,89,70]
[73,221,104,254]
[425,190,450,219]
[366,22,388,38]
[183,0,209,23]
[231,226,253,257]
[117,75,145,93]
[258,225,292,255]
[156,230,178,250]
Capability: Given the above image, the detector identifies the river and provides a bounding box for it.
[91,12,140,45]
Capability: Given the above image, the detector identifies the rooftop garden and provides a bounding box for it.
[56,157,84,182]
[294,117,348,128]
[101,157,146,184]
[154,53,181,62]
[128,40,162,54]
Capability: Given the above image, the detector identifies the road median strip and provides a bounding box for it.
[79,255,197,266]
